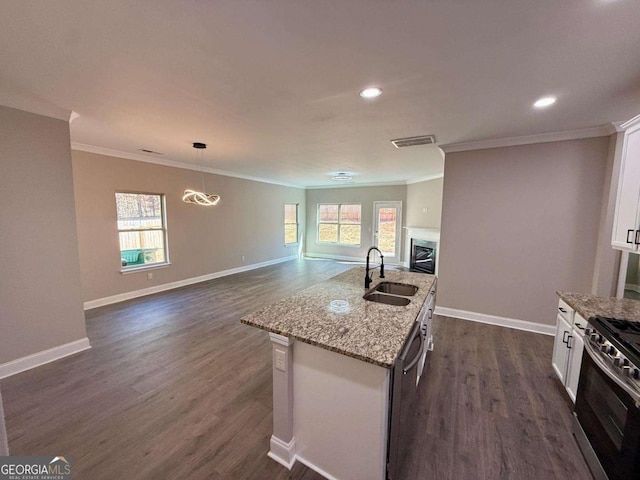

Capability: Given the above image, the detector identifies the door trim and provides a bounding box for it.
[373,201,403,263]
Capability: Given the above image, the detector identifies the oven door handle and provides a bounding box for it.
[584,340,640,407]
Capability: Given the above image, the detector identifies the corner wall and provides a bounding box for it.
[438,137,610,326]
[406,177,443,229]
[0,106,88,365]
[72,151,305,303]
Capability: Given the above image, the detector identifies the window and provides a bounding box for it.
[317,204,361,245]
[116,192,168,269]
[284,203,298,245]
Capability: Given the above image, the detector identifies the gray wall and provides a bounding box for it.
[627,253,640,287]
[0,106,87,364]
[0,388,7,455]
[438,137,610,326]
[72,151,306,302]
[305,185,407,262]
[591,133,622,296]
[406,177,444,228]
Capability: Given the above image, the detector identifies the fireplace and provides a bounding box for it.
[410,239,437,274]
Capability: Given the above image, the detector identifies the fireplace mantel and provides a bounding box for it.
[404,227,440,242]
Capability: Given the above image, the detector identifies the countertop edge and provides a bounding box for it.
[557,291,640,322]
[240,318,395,368]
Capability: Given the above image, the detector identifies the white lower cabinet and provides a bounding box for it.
[552,314,572,384]
[551,300,586,403]
[565,331,584,402]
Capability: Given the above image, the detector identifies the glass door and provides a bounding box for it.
[373,201,402,263]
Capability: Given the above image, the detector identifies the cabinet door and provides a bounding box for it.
[565,332,585,403]
[612,124,640,251]
[552,315,571,383]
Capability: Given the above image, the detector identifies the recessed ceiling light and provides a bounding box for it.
[533,96,557,108]
[359,87,382,99]
[332,173,353,181]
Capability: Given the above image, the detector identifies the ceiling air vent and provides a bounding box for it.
[390,135,437,148]
[138,148,164,155]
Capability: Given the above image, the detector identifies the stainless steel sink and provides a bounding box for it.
[363,292,411,306]
[374,282,418,296]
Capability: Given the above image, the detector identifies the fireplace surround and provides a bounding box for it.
[410,239,437,274]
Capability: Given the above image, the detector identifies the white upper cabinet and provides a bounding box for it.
[612,116,640,251]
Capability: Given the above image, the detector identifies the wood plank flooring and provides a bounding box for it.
[401,317,592,480]
[0,259,591,479]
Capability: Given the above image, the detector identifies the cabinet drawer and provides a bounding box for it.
[557,299,574,324]
[573,312,587,337]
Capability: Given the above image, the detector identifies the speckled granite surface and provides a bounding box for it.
[557,291,640,321]
[241,267,436,368]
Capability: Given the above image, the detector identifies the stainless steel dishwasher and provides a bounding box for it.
[386,321,424,480]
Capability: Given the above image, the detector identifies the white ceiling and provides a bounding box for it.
[1,0,639,187]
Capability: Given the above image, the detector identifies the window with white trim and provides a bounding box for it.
[116,192,168,269]
[284,203,299,245]
[317,204,361,245]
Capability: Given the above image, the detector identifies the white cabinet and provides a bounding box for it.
[612,116,640,251]
[565,330,584,403]
[552,314,572,384]
[551,299,586,403]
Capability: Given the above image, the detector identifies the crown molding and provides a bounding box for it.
[305,180,407,190]
[440,123,618,153]
[405,173,444,185]
[70,142,304,189]
[621,113,640,130]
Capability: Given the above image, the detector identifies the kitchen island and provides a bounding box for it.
[241,267,436,480]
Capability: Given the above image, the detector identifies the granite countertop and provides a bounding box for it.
[241,267,436,368]
[557,291,640,321]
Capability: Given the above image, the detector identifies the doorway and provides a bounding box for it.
[373,201,402,263]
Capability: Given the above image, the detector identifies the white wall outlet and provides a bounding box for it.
[422,207,429,214]
[274,349,286,372]
[241,255,245,262]
[147,272,153,280]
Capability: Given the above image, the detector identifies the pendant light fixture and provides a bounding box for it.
[182,142,221,206]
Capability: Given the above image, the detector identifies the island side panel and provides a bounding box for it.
[293,341,390,480]
[268,333,296,468]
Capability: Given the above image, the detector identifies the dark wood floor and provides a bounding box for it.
[1,259,591,480]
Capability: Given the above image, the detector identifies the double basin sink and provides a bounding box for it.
[363,282,418,306]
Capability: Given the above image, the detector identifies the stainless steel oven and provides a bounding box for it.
[574,321,640,480]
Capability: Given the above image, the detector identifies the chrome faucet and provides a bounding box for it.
[365,246,385,289]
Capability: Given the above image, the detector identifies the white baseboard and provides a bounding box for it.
[0,338,91,380]
[267,438,339,480]
[268,435,296,470]
[304,253,403,266]
[304,253,364,263]
[295,455,340,480]
[625,283,640,294]
[84,255,298,310]
[434,306,555,336]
